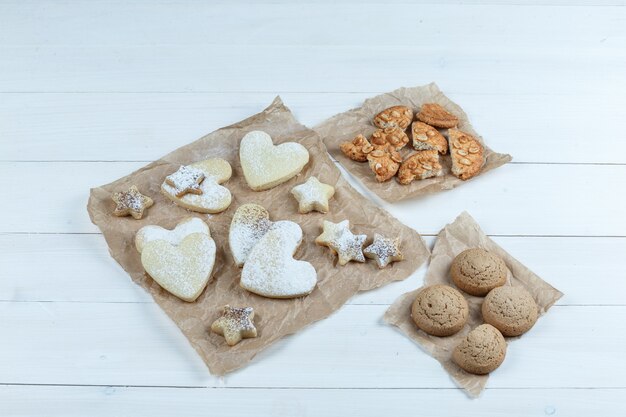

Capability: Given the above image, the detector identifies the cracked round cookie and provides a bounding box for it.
[482,286,539,336]
[452,324,507,375]
[411,285,469,337]
[450,248,508,296]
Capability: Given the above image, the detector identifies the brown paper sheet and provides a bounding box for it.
[383,212,563,397]
[87,97,430,375]
[315,83,512,203]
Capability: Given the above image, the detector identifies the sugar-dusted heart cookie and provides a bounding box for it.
[141,233,216,302]
[229,203,273,267]
[161,158,232,213]
[241,221,317,298]
[135,217,210,253]
[239,130,310,191]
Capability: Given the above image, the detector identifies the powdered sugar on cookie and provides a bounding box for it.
[229,204,273,267]
[135,217,210,253]
[240,221,317,298]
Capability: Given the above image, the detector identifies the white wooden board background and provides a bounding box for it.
[1,1,625,416]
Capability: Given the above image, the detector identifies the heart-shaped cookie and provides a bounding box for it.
[161,158,232,213]
[229,204,273,267]
[239,131,310,191]
[240,221,317,298]
[141,233,216,302]
[135,217,210,253]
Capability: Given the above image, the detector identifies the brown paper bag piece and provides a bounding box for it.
[87,97,430,375]
[384,212,563,397]
[315,83,512,203]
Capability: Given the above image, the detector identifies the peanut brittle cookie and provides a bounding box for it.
[315,220,366,266]
[340,134,374,162]
[367,148,402,183]
[290,176,335,214]
[111,186,153,220]
[448,129,485,180]
[211,305,258,346]
[397,150,443,185]
[371,127,410,151]
[416,103,459,128]
[411,121,448,154]
[363,233,403,268]
[373,106,413,130]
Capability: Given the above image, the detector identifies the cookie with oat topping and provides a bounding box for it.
[340,134,374,162]
[416,103,458,128]
[397,150,443,185]
[367,148,402,182]
[448,129,484,180]
[371,127,410,151]
[373,105,413,130]
[411,121,448,154]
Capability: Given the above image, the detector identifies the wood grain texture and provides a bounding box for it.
[2,92,625,164]
[1,0,625,414]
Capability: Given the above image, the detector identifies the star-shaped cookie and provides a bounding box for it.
[315,220,367,266]
[165,165,205,197]
[111,186,153,219]
[363,233,403,268]
[210,305,258,346]
[290,176,335,214]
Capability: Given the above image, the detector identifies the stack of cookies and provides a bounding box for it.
[340,104,485,184]
[411,248,539,375]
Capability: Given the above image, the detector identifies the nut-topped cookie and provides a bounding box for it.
[411,285,469,336]
[397,150,443,185]
[482,286,539,336]
[373,105,413,130]
[371,127,410,151]
[451,248,508,296]
[416,103,458,128]
[367,148,402,182]
[411,121,448,154]
[340,134,374,162]
[448,129,484,180]
[452,324,507,375]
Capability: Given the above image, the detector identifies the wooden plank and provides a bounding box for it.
[0,233,618,305]
[1,385,624,417]
[0,302,621,388]
[2,92,626,164]
[1,2,623,48]
[0,161,623,236]
[1,45,624,95]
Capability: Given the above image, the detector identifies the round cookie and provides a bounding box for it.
[450,248,508,296]
[452,324,507,375]
[482,286,539,336]
[411,285,469,337]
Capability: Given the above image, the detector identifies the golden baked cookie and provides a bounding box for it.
[340,134,374,162]
[451,248,508,296]
[164,165,205,197]
[371,127,410,151]
[211,305,257,346]
[315,220,367,266]
[411,285,469,337]
[448,129,484,180]
[397,150,442,185]
[290,176,335,214]
[111,185,153,220]
[416,103,458,128]
[452,324,507,375]
[367,148,402,182]
[373,105,413,130]
[482,286,539,336]
[363,233,403,268]
[411,121,448,154]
